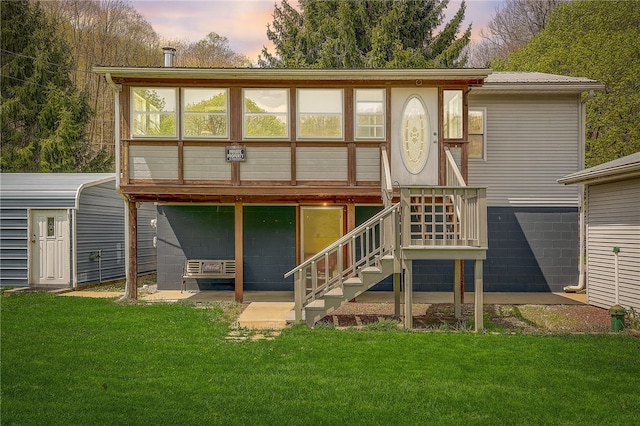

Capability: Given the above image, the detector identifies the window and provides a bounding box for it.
[468,108,486,159]
[243,89,289,139]
[298,89,343,139]
[443,90,463,139]
[183,88,228,138]
[132,88,177,137]
[355,89,385,139]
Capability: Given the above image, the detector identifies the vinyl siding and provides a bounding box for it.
[129,145,178,180]
[468,93,581,207]
[586,178,640,310]
[75,181,156,286]
[183,146,230,180]
[240,147,291,181]
[296,147,348,181]
[356,147,380,181]
[0,209,29,286]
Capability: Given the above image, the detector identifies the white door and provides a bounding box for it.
[30,209,70,286]
[391,88,439,186]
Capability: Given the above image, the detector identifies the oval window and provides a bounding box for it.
[400,96,430,174]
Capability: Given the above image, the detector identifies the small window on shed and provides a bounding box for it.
[132,88,177,138]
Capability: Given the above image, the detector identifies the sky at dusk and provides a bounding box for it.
[130,0,504,63]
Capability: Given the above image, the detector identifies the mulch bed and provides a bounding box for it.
[318,303,617,333]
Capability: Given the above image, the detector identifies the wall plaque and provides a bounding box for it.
[226,146,246,162]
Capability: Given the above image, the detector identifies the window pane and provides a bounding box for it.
[132,88,176,137]
[184,88,228,137]
[469,110,484,134]
[243,89,288,138]
[443,90,463,139]
[469,135,484,159]
[298,89,343,139]
[355,89,384,140]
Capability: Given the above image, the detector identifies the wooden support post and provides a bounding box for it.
[454,259,462,319]
[234,202,243,303]
[393,272,401,317]
[125,200,138,300]
[474,259,484,332]
[403,259,413,329]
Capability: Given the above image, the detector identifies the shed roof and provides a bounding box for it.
[558,152,640,185]
[474,72,604,94]
[0,173,115,208]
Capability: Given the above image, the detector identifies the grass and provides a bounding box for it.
[2,293,640,425]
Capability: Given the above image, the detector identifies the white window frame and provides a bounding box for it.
[297,88,344,140]
[468,107,487,161]
[131,87,178,139]
[242,88,290,140]
[354,88,385,140]
[182,88,229,139]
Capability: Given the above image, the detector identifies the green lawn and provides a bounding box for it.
[2,293,639,425]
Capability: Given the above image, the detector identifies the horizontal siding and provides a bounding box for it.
[240,147,291,181]
[183,146,230,180]
[468,94,581,206]
[0,208,28,286]
[75,182,156,286]
[356,147,380,181]
[297,147,348,181]
[586,178,640,310]
[129,145,178,180]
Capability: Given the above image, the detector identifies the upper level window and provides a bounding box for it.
[469,108,486,160]
[298,89,343,139]
[132,88,177,138]
[355,89,385,139]
[243,89,289,139]
[183,88,228,138]
[443,90,463,139]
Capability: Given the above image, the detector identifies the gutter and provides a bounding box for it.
[563,90,595,293]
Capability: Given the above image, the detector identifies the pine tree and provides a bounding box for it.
[1,0,110,172]
[258,0,471,69]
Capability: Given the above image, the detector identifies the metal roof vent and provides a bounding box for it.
[162,47,176,67]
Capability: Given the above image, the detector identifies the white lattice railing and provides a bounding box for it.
[400,186,487,248]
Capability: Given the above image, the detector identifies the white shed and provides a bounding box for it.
[559,152,640,311]
[0,173,156,288]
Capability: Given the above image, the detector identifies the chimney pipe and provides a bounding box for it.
[162,47,176,67]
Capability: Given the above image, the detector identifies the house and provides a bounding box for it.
[558,152,640,311]
[93,62,603,328]
[0,173,156,289]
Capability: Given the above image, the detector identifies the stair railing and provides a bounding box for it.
[285,202,400,322]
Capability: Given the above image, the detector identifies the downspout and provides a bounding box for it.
[564,90,594,293]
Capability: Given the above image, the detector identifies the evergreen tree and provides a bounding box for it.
[258,0,471,69]
[1,0,110,172]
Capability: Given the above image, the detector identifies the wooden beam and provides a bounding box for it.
[454,259,461,318]
[125,200,138,300]
[474,259,484,332]
[403,259,413,329]
[234,202,243,302]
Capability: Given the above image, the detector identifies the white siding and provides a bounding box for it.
[240,147,291,181]
[183,146,231,180]
[468,93,581,206]
[586,178,640,310]
[356,147,380,181]
[129,145,178,180]
[296,147,348,181]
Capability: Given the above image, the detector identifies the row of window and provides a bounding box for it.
[132,88,385,141]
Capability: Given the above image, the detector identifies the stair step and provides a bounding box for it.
[305,299,325,310]
[344,277,363,286]
[324,288,343,298]
[361,266,382,274]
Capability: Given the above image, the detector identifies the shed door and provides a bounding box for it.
[30,209,70,285]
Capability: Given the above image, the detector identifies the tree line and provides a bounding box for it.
[1,0,637,172]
